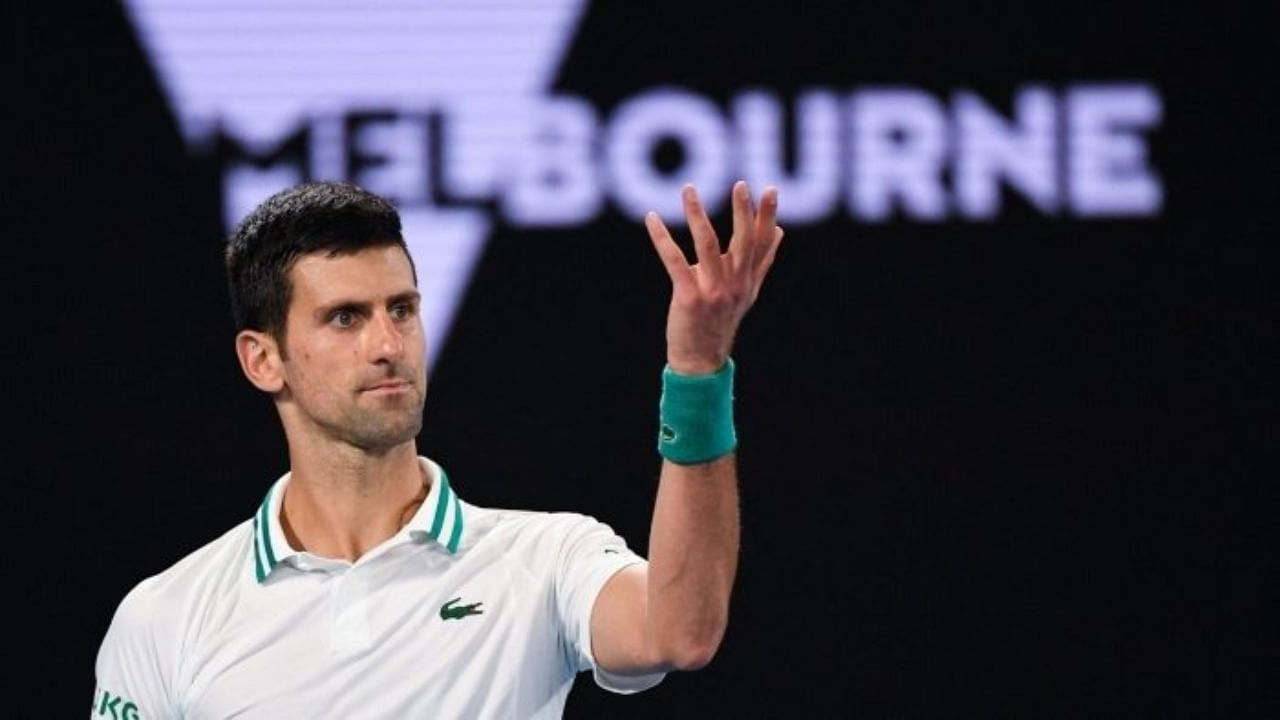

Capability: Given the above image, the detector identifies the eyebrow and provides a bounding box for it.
[314,290,421,320]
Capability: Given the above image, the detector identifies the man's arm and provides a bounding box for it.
[591,180,783,673]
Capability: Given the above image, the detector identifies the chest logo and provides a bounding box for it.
[440,597,484,621]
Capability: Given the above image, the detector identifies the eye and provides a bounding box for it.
[331,309,356,328]
[390,302,415,321]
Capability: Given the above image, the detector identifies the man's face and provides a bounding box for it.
[277,245,426,452]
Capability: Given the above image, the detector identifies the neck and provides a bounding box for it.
[280,440,429,562]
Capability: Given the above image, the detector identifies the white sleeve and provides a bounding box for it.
[92,580,179,719]
[554,514,666,694]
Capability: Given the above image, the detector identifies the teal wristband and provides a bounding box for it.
[658,358,736,465]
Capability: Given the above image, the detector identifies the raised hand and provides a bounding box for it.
[645,181,784,375]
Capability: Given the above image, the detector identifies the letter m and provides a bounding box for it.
[215,123,312,231]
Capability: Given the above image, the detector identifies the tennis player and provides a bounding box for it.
[92,179,782,718]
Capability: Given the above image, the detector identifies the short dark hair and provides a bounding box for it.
[225,181,415,339]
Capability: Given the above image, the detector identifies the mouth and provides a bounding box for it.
[362,380,413,396]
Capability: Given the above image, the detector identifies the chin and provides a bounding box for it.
[326,407,422,452]
[360,419,424,451]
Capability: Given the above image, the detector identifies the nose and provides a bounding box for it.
[367,310,406,363]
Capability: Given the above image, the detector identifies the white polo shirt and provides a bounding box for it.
[93,458,663,719]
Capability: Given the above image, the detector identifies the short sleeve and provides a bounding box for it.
[92,580,178,719]
[554,514,666,694]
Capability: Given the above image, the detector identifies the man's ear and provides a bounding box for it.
[235,329,285,393]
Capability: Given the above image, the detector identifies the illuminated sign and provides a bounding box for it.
[122,0,1163,364]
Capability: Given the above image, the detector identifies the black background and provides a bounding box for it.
[13,1,1274,717]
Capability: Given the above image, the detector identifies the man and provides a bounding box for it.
[92,179,783,718]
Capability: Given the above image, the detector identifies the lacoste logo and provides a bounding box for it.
[440,597,484,621]
[660,424,676,442]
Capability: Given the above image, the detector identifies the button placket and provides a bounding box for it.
[330,568,372,651]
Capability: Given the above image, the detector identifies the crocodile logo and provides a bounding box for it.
[440,597,485,621]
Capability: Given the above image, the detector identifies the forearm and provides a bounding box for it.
[644,453,740,669]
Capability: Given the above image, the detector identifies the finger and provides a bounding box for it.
[755,226,785,282]
[682,184,724,282]
[727,180,753,269]
[645,212,695,287]
[751,186,779,269]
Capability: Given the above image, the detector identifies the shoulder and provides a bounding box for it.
[95,520,256,710]
[466,504,640,573]
[103,519,255,650]
[134,519,255,605]
[468,505,625,547]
